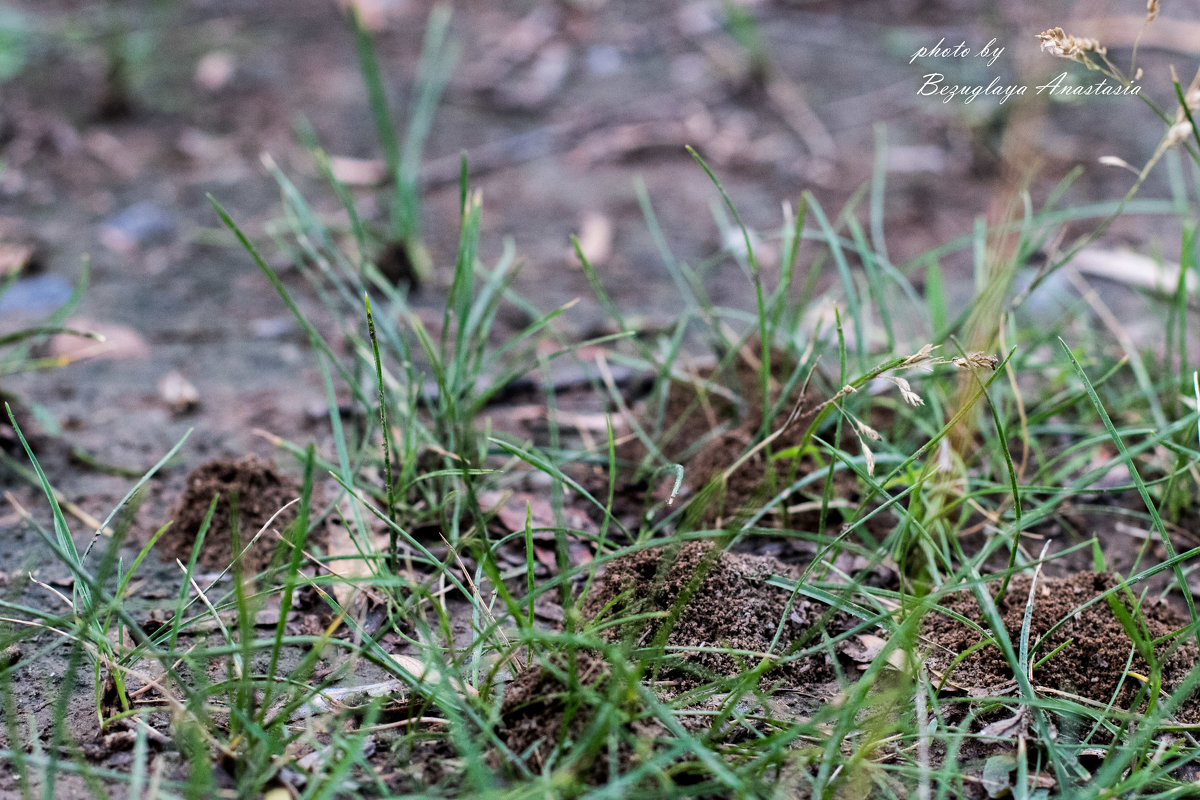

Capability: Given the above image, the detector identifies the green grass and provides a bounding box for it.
[4,12,1200,800]
[343,1,455,287]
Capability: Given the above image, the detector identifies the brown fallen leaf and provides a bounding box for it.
[978,708,1030,740]
[46,319,147,363]
[0,242,35,278]
[842,633,887,663]
[329,155,388,187]
[487,491,598,536]
[533,601,565,624]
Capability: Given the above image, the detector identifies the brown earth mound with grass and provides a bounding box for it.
[923,572,1200,721]
[654,347,795,523]
[498,650,614,771]
[621,344,898,531]
[497,649,724,786]
[581,540,847,689]
[158,455,320,573]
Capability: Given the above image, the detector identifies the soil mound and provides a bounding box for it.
[923,571,1200,720]
[158,455,320,573]
[581,540,845,687]
[498,650,614,770]
[618,348,891,531]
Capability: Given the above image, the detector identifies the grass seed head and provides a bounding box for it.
[856,419,882,441]
[1166,121,1196,148]
[1146,0,1160,22]
[1036,27,1107,61]
[890,375,925,407]
[952,352,1001,371]
[900,343,938,369]
[1163,76,1200,149]
[1098,155,1136,172]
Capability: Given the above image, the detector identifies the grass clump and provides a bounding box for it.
[344,2,456,289]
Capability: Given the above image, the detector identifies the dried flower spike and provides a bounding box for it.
[861,443,876,476]
[890,376,925,407]
[856,419,882,441]
[900,343,938,369]
[1036,27,1106,61]
[1146,0,1159,22]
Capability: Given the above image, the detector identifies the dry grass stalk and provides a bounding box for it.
[1163,66,1200,149]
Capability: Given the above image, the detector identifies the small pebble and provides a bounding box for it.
[100,202,177,253]
[0,273,72,314]
[158,370,200,414]
[1,644,22,668]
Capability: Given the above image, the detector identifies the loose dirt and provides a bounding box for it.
[158,454,321,574]
[619,347,896,535]
[498,540,853,781]
[498,650,615,773]
[582,540,848,689]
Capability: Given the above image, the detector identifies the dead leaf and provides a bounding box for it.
[322,501,387,606]
[329,155,388,187]
[533,544,557,572]
[46,319,147,363]
[297,736,376,771]
[574,211,613,266]
[980,753,1016,798]
[488,491,598,536]
[533,602,564,624]
[386,654,476,697]
[843,633,887,663]
[1073,246,1196,295]
[979,708,1030,740]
